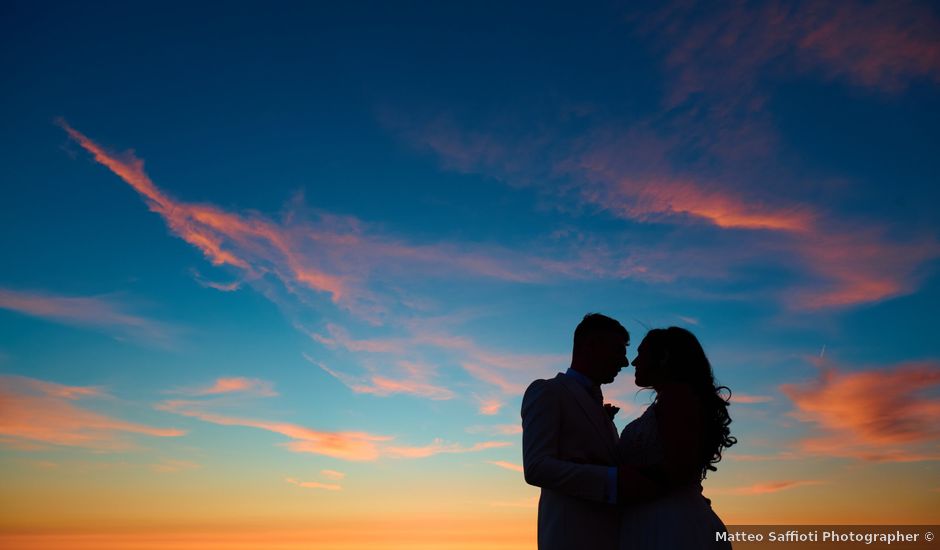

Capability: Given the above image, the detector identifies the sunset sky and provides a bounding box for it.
[2,1,939,548]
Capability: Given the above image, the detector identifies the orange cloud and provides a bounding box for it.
[157,398,510,461]
[150,459,200,473]
[182,377,277,398]
[285,477,342,491]
[466,424,523,436]
[577,173,816,232]
[383,439,511,459]
[320,469,345,480]
[487,460,524,473]
[0,287,175,345]
[649,1,940,105]
[305,355,455,401]
[786,228,939,309]
[156,399,390,461]
[726,480,825,495]
[780,360,940,461]
[475,396,503,415]
[0,375,184,450]
[308,322,565,398]
[62,122,626,322]
[733,394,774,404]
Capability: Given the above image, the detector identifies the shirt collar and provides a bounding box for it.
[565,367,596,389]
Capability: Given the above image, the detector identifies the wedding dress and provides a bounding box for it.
[617,403,731,549]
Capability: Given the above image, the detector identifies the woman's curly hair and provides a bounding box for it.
[643,327,737,480]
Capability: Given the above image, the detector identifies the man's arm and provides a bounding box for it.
[521,379,612,503]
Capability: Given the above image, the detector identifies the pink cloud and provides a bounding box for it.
[150,459,200,473]
[725,480,825,496]
[305,355,455,401]
[308,322,566,398]
[487,460,524,473]
[733,394,774,404]
[157,398,510,461]
[647,1,940,104]
[62,122,638,323]
[780,360,940,461]
[0,375,184,450]
[183,377,278,398]
[285,477,342,491]
[475,396,504,415]
[156,399,391,461]
[320,469,346,480]
[466,424,523,436]
[383,439,511,459]
[0,287,175,345]
[398,112,939,309]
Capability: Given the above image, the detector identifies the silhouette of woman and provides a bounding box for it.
[617,327,736,549]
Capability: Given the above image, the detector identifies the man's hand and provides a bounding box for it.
[617,465,662,505]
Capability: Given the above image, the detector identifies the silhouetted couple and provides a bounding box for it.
[521,314,736,550]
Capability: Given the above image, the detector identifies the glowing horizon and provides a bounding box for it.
[2,1,939,548]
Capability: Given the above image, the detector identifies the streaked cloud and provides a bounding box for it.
[320,469,345,480]
[0,287,175,346]
[308,323,566,398]
[647,0,940,101]
[487,460,524,473]
[150,459,200,473]
[304,354,455,401]
[733,394,774,404]
[61,121,658,324]
[383,439,511,459]
[177,377,278,398]
[724,480,825,496]
[780,360,940,462]
[474,396,504,416]
[393,110,938,309]
[285,477,342,491]
[156,398,391,461]
[466,424,523,436]
[157,398,510,462]
[0,375,184,450]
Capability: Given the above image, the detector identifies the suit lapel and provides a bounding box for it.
[555,373,619,459]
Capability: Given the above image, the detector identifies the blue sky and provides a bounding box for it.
[1,0,939,540]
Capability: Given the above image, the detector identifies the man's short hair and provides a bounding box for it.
[573,313,629,356]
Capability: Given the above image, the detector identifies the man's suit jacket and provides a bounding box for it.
[521,372,621,550]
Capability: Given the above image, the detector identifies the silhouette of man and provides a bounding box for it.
[521,313,629,550]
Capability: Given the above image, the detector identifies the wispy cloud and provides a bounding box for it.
[156,398,391,461]
[0,287,176,346]
[61,121,649,323]
[157,398,510,462]
[733,394,774,404]
[487,460,524,473]
[176,377,278,398]
[474,396,504,416]
[0,375,184,450]
[780,360,940,462]
[307,323,566,398]
[304,354,455,401]
[643,0,940,104]
[320,469,345,480]
[150,459,200,473]
[383,440,511,459]
[285,477,342,491]
[722,480,825,496]
[393,109,938,309]
[466,424,523,436]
